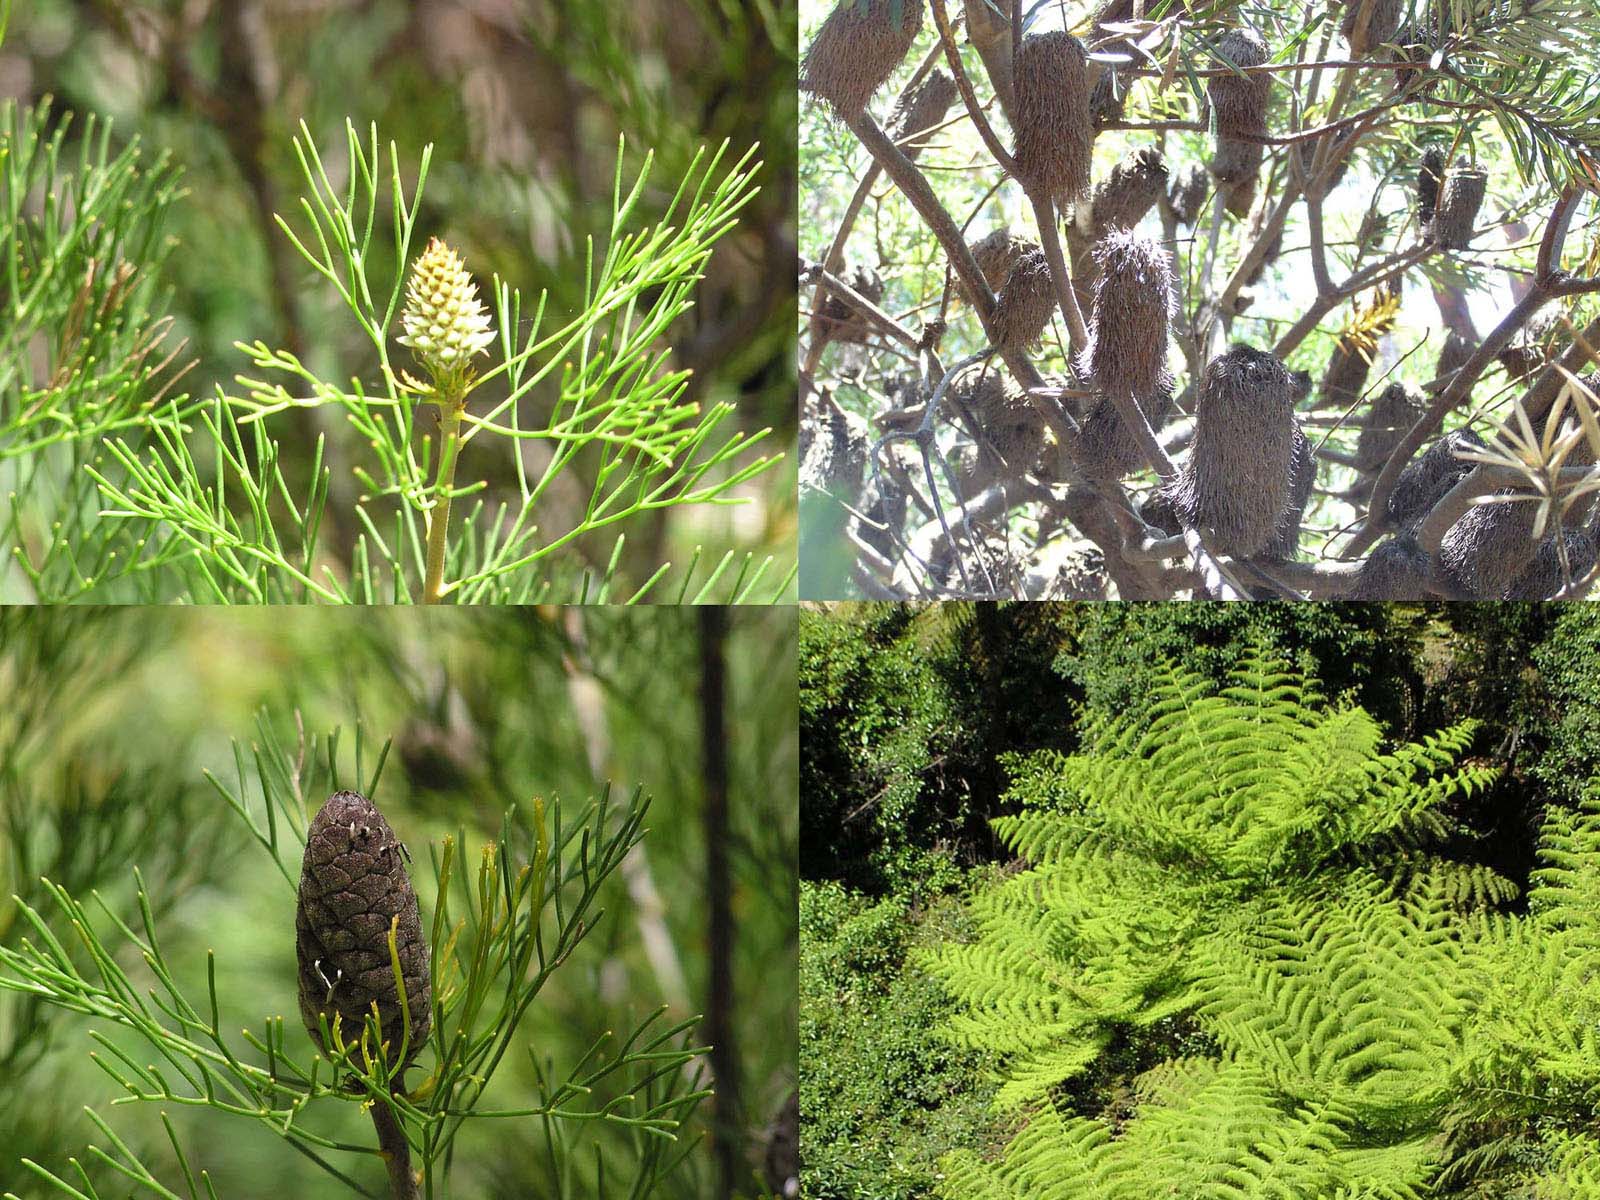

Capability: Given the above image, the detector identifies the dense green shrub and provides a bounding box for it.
[799,881,998,1200]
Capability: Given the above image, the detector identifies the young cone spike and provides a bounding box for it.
[1434,164,1487,249]
[801,0,926,119]
[296,791,432,1074]
[1083,230,1172,402]
[1167,343,1297,558]
[1012,31,1093,202]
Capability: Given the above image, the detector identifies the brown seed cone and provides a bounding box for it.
[1210,137,1263,217]
[962,230,1033,306]
[801,0,926,119]
[1083,230,1173,401]
[1321,334,1375,408]
[1496,310,1555,381]
[1387,427,1486,529]
[800,395,870,496]
[1077,382,1176,483]
[1341,0,1404,54]
[1269,419,1315,559]
[992,249,1058,349]
[815,263,884,344]
[1434,329,1474,385]
[1356,382,1427,477]
[1417,146,1445,226]
[1166,163,1210,227]
[1440,429,1597,596]
[1012,31,1093,202]
[1207,29,1269,138]
[1350,535,1433,599]
[297,791,431,1073]
[1089,148,1169,237]
[1434,164,1487,249]
[888,67,960,157]
[1504,528,1598,598]
[953,371,1047,491]
[1166,343,1298,557]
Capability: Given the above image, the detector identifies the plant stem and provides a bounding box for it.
[423,400,463,604]
[370,1093,419,1200]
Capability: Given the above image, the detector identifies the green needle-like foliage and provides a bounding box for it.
[0,716,709,1200]
[3,105,791,603]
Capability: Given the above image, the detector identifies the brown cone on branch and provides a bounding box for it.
[1166,343,1299,557]
[1439,427,1597,597]
[1211,137,1264,218]
[1417,146,1445,226]
[1078,382,1176,483]
[801,0,927,120]
[1341,0,1404,55]
[1012,31,1093,202]
[888,67,959,157]
[1356,382,1428,478]
[953,371,1047,493]
[992,248,1058,349]
[1433,164,1487,249]
[1350,535,1433,599]
[1206,29,1269,218]
[962,230,1033,306]
[815,263,885,345]
[1386,428,1486,529]
[1496,309,1555,381]
[1270,420,1315,558]
[1090,68,1125,130]
[800,395,870,496]
[1165,163,1210,227]
[1083,231,1172,392]
[297,791,432,1075]
[1504,528,1597,598]
[1321,334,1376,408]
[1088,148,1169,237]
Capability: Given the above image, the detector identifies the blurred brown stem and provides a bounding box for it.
[370,1093,419,1200]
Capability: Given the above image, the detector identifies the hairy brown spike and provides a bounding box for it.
[1165,163,1210,227]
[1012,31,1093,202]
[888,67,960,157]
[1167,343,1298,558]
[1433,164,1487,249]
[952,371,1047,493]
[801,0,927,120]
[1089,147,1170,237]
[1504,528,1597,598]
[1350,535,1433,599]
[1356,383,1428,478]
[1206,29,1268,218]
[815,263,885,346]
[962,230,1034,306]
[992,248,1058,349]
[1387,428,1486,529]
[1340,0,1403,55]
[1433,328,1474,386]
[1417,146,1446,225]
[1083,230,1173,402]
[1270,420,1315,559]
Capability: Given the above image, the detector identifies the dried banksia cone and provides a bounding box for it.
[1012,31,1093,202]
[1497,310,1555,381]
[1341,0,1403,54]
[800,396,869,496]
[398,238,495,386]
[1439,431,1597,596]
[992,248,1058,349]
[1083,231,1172,401]
[1504,528,1597,598]
[1167,343,1298,557]
[801,0,926,119]
[1387,427,1486,529]
[1211,138,1263,218]
[1351,535,1433,599]
[1090,68,1125,130]
[1417,146,1445,226]
[1166,163,1210,227]
[888,67,959,157]
[816,263,884,344]
[1077,382,1175,483]
[297,791,432,1073]
[1434,329,1474,386]
[1434,164,1487,249]
[962,230,1033,305]
[1321,333,1376,408]
[1088,148,1169,237]
[1270,420,1315,558]
[1356,382,1427,477]
[1208,29,1270,137]
[952,372,1046,492]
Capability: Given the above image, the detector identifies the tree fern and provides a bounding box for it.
[921,648,1515,1198]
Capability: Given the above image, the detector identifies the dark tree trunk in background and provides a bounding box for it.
[700,606,740,1199]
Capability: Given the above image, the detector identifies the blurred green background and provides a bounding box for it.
[0,605,797,1199]
[0,0,799,590]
